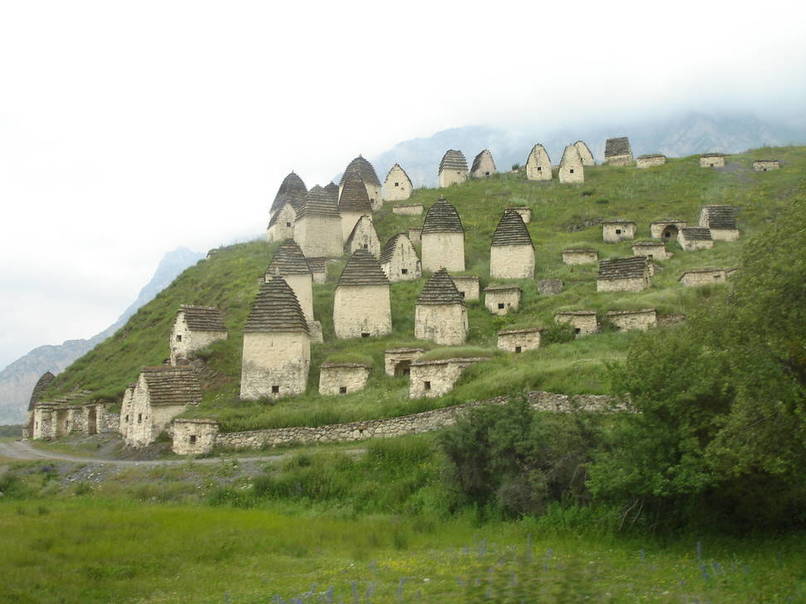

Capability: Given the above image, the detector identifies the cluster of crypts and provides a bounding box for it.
[26,136,768,449]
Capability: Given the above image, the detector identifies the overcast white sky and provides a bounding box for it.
[1,0,805,369]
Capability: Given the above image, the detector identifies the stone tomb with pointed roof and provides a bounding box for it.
[240,277,311,400]
[525,144,552,181]
[497,327,542,353]
[270,172,307,218]
[438,150,469,188]
[265,240,322,341]
[382,163,413,201]
[470,149,497,178]
[451,275,480,301]
[294,186,343,258]
[170,305,228,365]
[490,209,535,279]
[650,219,687,240]
[606,309,657,331]
[562,248,598,265]
[700,153,726,168]
[24,372,55,438]
[678,227,714,251]
[344,215,381,258]
[753,159,780,172]
[554,311,598,336]
[267,202,297,243]
[574,141,595,166]
[415,269,468,345]
[699,205,739,241]
[507,206,531,223]
[604,137,634,166]
[559,144,584,184]
[484,284,522,315]
[123,366,202,448]
[421,198,465,272]
[597,256,651,292]
[602,220,636,242]
[679,268,729,287]
[636,154,667,169]
[380,233,421,282]
[339,171,375,241]
[340,156,382,210]
[319,361,372,396]
[333,249,392,339]
[409,357,484,399]
[632,240,671,261]
[384,347,426,377]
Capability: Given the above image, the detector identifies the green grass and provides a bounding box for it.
[43,146,806,430]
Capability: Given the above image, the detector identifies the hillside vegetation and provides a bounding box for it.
[45,146,806,432]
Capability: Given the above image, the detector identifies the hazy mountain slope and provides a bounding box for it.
[0,247,203,424]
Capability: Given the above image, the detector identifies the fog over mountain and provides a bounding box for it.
[0,248,203,425]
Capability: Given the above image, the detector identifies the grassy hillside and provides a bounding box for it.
[45,147,806,431]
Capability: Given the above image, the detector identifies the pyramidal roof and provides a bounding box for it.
[324,182,339,201]
[296,185,340,219]
[491,210,533,247]
[28,371,56,410]
[471,149,496,173]
[527,144,551,162]
[560,144,582,166]
[574,141,594,162]
[339,171,373,213]
[141,366,203,407]
[267,239,311,276]
[337,248,389,287]
[385,163,412,187]
[340,156,381,187]
[417,268,464,305]
[598,256,649,280]
[701,205,738,229]
[681,227,713,241]
[605,137,632,158]
[271,172,307,214]
[244,276,309,334]
[345,215,377,251]
[422,197,464,234]
[439,150,468,173]
[380,233,409,265]
[179,305,227,331]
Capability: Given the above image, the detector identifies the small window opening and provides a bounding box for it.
[714,275,721,280]
[395,182,399,187]
[424,381,431,391]
[485,171,490,176]
[574,328,581,334]
[361,332,370,338]
[537,166,542,172]
[339,386,347,394]
[189,435,197,445]
[648,254,654,259]
[459,291,466,298]
[515,346,522,353]
[498,303,505,309]
[137,413,142,424]
[176,334,182,342]
[271,385,280,394]
[615,229,622,235]
[125,414,129,423]
[286,221,291,227]
[403,368,410,376]
[570,169,575,174]
[401,268,408,275]
[363,244,368,249]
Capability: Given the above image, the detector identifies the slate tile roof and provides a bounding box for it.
[179,305,227,332]
[267,239,311,277]
[28,371,55,410]
[701,205,738,229]
[680,227,713,241]
[296,185,340,219]
[471,149,496,173]
[598,256,650,280]
[439,150,468,173]
[417,268,464,305]
[380,233,407,265]
[339,156,381,187]
[491,210,533,247]
[267,202,295,228]
[605,137,632,158]
[337,249,389,287]
[141,366,202,407]
[638,154,666,159]
[422,197,464,234]
[324,182,339,201]
[344,216,377,251]
[244,276,309,334]
[339,171,373,213]
[560,144,582,166]
[271,172,307,214]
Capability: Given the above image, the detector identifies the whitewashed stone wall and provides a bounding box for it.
[679,270,727,287]
[333,285,392,339]
[125,375,187,448]
[409,358,482,398]
[295,215,343,258]
[632,243,671,261]
[606,309,657,331]
[266,273,314,323]
[709,228,739,242]
[384,348,425,376]
[32,406,55,439]
[408,228,422,246]
[526,146,552,181]
[319,364,371,395]
[650,221,686,239]
[344,217,381,258]
[170,312,228,365]
[603,223,636,242]
[451,276,480,301]
[382,166,412,201]
[415,303,468,345]
[555,312,599,336]
[700,156,725,168]
[490,245,534,279]
[267,204,296,242]
[597,276,648,293]
[508,207,531,223]
[753,160,779,171]
[340,211,364,243]
[439,168,467,188]
[422,232,465,272]
[392,204,423,216]
[172,419,219,455]
[497,329,541,353]
[562,250,598,265]
[559,146,584,184]
[636,156,666,168]
[240,331,310,400]
[574,142,595,166]
[678,232,714,251]
[485,288,521,315]
[381,237,421,282]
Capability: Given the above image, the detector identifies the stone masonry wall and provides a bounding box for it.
[295,215,343,258]
[392,204,423,216]
[381,238,421,282]
[414,303,468,345]
[497,330,541,353]
[170,313,228,365]
[439,168,467,188]
[240,331,310,400]
[172,419,219,455]
[562,250,598,265]
[421,232,465,272]
[333,285,392,339]
[596,276,647,293]
[485,289,521,315]
[606,310,657,331]
[555,313,599,336]
[636,156,666,168]
[680,270,727,287]
[603,223,636,242]
[319,365,371,395]
[451,276,480,301]
[267,204,296,242]
[490,245,535,279]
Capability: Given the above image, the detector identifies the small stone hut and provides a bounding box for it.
[266,239,315,323]
[678,227,714,251]
[294,186,343,258]
[562,248,598,265]
[384,347,425,377]
[559,144,584,184]
[605,309,657,331]
[344,214,381,258]
[597,256,651,292]
[632,240,671,261]
[333,249,392,339]
[679,268,728,287]
[169,305,228,365]
[497,328,542,353]
[574,141,595,166]
[470,149,497,178]
[636,154,667,168]
[753,160,780,172]
[650,219,687,240]
[122,366,202,448]
[240,277,310,400]
[554,311,598,336]
[382,163,413,201]
[415,268,468,345]
[604,137,633,166]
[269,172,307,218]
[392,203,423,216]
[339,170,374,241]
[438,150,469,188]
[340,156,382,210]
[699,205,739,241]
[490,209,534,279]
[380,233,421,282]
[409,357,483,399]
[525,144,552,181]
[319,362,371,396]
[267,202,297,243]
[700,153,726,168]
[24,371,55,438]
[421,197,465,272]
[484,284,522,315]
[451,275,480,301]
[602,220,636,242]
[172,418,219,456]
[507,206,531,223]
